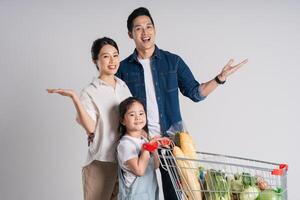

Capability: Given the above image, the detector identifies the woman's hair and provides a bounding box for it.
[91,37,119,70]
[127,7,155,32]
[118,97,148,138]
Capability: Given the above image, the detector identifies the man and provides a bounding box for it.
[117,7,247,200]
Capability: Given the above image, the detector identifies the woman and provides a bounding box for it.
[47,37,131,200]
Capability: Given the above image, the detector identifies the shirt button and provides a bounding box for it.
[155,82,158,86]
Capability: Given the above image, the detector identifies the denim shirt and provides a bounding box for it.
[117,46,206,134]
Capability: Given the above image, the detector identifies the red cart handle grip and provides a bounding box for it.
[143,141,159,152]
[272,163,288,176]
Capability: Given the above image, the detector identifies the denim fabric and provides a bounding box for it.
[117,46,206,134]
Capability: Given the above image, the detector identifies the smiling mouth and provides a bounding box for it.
[134,122,144,125]
[108,65,117,70]
[142,37,151,42]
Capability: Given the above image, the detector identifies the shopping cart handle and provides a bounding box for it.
[143,141,159,152]
[279,163,288,171]
[271,163,288,176]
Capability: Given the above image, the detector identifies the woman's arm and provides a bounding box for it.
[47,89,96,134]
[125,149,150,177]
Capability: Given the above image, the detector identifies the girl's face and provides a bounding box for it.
[122,102,146,134]
[95,44,119,76]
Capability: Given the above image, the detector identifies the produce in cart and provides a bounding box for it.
[161,122,288,200]
[173,132,203,200]
[257,188,283,200]
[203,169,231,200]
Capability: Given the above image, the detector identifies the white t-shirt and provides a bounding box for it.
[138,58,161,137]
[117,135,148,187]
[78,77,131,166]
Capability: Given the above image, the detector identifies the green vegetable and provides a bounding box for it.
[174,132,181,147]
[239,186,260,200]
[242,172,256,187]
[257,189,283,200]
[229,173,244,192]
[204,169,231,200]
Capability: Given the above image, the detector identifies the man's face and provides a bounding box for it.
[129,15,156,52]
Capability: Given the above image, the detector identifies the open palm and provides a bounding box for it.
[220,59,248,80]
[46,88,76,98]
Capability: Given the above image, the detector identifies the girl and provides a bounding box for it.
[117,97,160,200]
[47,37,131,200]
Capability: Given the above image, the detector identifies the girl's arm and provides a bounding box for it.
[152,150,160,169]
[47,89,96,134]
[125,149,150,177]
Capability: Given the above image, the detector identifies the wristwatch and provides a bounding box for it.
[215,75,226,84]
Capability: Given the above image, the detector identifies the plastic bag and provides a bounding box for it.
[166,121,188,141]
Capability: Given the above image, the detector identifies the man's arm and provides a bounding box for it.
[200,59,248,97]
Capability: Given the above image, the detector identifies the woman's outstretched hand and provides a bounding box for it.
[47,88,96,134]
[46,88,76,99]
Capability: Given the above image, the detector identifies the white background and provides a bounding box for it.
[0,0,299,199]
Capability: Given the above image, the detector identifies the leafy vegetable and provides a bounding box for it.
[242,172,256,187]
[205,169,231,200]
[257,189,283,200]
[229,174,244,192]
[239,186,260,200]
[174,132,181,147]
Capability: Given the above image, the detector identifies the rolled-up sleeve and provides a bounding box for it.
[177,56,206,102]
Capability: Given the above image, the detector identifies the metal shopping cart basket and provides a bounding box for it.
[159,148,288,200]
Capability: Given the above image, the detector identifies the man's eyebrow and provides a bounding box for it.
[133,24,142,28]
[133,22,153,28]
[99,52,109,56]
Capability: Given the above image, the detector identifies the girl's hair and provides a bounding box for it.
[91,37,119,70]
[118,97,148,138]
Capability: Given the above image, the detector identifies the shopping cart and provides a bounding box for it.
[159,148,288,200]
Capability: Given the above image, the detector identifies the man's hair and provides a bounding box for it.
[91,37,119,70]
[127,7,155,32]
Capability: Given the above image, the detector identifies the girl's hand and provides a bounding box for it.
[47,88,77,99]
[157,137,172,149]
[218,58,248,82]
[150,136,172,149]
[142,141,159,152]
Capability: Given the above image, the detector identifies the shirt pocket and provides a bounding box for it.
[123,72,141,96]
[124,72,139,83]
[160,70,178,92]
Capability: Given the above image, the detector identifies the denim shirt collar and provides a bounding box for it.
[128,45,161,63]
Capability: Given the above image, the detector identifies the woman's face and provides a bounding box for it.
[122,102,146,134]
[95,44,119,76]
